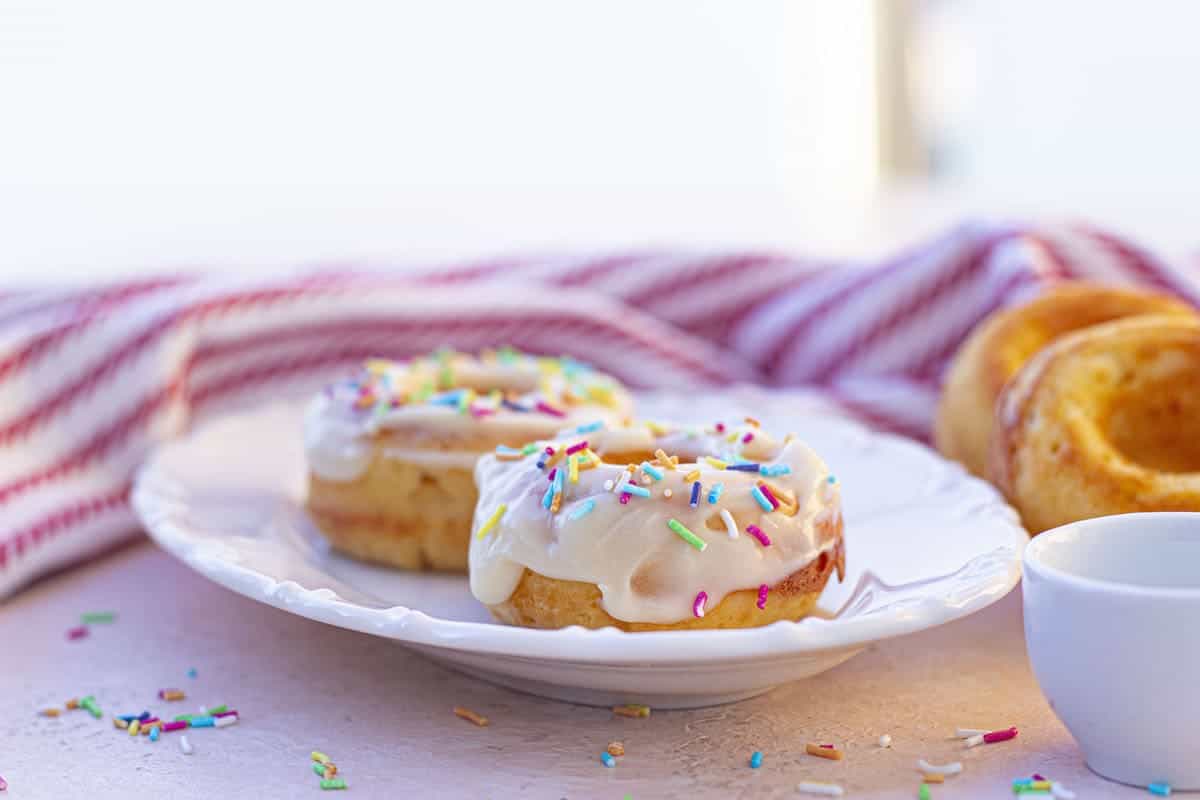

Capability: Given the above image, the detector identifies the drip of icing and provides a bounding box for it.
[469,435,842,624]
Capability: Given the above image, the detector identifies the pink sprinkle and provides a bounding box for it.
[745,525,771,547]
[161,721,188,732]
[620,493,631,505]
[141,717,160,726]
[1032,775,1046,782]
[742,432,754,444]
[757,484,780,509]
[693,591,708,618]
[983,726,1018,744]
[66,626,88,641]
[566,440,588,455]
[213,710,239,718]
[547,468,557,482]
[0,774,7,791]
[756,584,768,610]
[820,744,834,749]
[469,405,494,418]
[715,422,726,433]
[544,446,555,456]
[536,401,566,418]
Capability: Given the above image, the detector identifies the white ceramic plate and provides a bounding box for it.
[132,388,1027,708]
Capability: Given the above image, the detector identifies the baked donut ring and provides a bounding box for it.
[935,282,1193,477]
[470,419,844,631]
[991,315,1200,533]
[305,350,632,571]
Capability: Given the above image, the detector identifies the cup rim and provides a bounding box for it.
[1024,512,1200,599]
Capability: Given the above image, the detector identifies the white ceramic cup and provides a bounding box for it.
[1024,512,1200,789]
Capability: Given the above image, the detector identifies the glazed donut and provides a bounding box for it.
[935,282,1193,477]
[991,315,1200,533]
[304,349,633,571]
[469,419,844,631]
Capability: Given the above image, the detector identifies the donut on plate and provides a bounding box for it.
[991,315,1200,533]
[469,419,844,631]
[935,282,1193,477]
[304,349,633,571]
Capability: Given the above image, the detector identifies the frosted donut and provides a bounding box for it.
[304,349,633,571]
[991,315,1200,533]
[935,282,1193,477]
[469,419,844,630]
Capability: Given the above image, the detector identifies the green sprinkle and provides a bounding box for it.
[173,714,195,722]
[919,784,931,800]
[312,763,328,778]
[667,519,706,551]
[439,365,454,389]
[521,443,539,455]
[206,705,227,715]
[320,778,347,790]
[80,612,116,624]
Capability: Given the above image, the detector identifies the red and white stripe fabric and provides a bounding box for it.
[2,221,1196,597]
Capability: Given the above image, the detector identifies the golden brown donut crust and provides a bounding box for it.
[488,523,846,631]
[990,315,1200,533]
[935,282,1193,478]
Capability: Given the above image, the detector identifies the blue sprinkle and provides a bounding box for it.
[619,483,651,498]
[138,711,152,721]
[601,752,616,768]
[750,486,774,512]
[707,483,724,504]
[759,464,792,477]
[501,399,530,413]
[149,726,160,742]
[569,499,596,521]
[542,483,555,509]
[641,462,665,481]
[827,475,837,484]
[186,668,197,679]
[727,462,761,472]
[428,389,466,406]
[495,445,521,455]
[749,751,763,769]
[554,467,565,495]
[190,716,215,728]
[1149,783,1172,797]
[575,420,604,434]
[689,481,701,508]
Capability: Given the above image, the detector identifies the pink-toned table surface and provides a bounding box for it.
[0,540,1155,799]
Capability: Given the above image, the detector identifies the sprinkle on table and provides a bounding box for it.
[80,611,116,624]
[1148,782,1171,797]
[805,742,843,760]
[796,782,844,797]
[749,751,763,769]
[158,689,185,701]
[918,783,931,800]
[39,708,61,718]
[612,704,651,718]
[453,706,489,727]
[187,668,198,679]
[922,773,944,784]
[917,759,963,776]
[606,741,625,757]
[320,778,347,790]
[667,519,706,551]
[312,751,333,765]
[66,626,88,641]
[601,752,616,768]
[878,734,892,748]
[476,504,507,539]
[954,727,987,738]
[0,775,7,792]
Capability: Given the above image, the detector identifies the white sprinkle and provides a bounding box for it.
[719,508,739,539]
[797,781,845,797]
[198,706,208,714]
[964,734,984,748]
[1051,783,1076,800]
[955,727,987,738]
[878,734,892,748]
[179,735,194,755]
[603,480,614,491]
[663,489,673,498]
[917,759,962,776]
[215,715,238,728]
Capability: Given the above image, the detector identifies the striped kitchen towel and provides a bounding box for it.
[1,220,1195,597]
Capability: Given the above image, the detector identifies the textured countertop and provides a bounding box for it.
[1,540,1151,799]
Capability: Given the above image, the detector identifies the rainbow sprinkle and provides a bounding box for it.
[668,519,706,551]
[566,440,588,455]
[750,485,774,511]
[476,504,507,539]
[757,483,781,510]
[746,525,771,547]
[569,499,596,520]
[749,751,763,769]
[535,401,566,418]
[760,464,791,477]
[601,752,616,768]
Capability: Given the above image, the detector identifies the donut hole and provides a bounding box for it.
[1102,349,1200,473]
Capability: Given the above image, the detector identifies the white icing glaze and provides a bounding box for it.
[469,429,842,624]
[304,351,632,482]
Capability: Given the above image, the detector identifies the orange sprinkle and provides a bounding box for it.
[607,741,625,757]
[922,773,945,784]
[612,704,651,718]
[494,452,526,461]
[806,742,844,760]
[546,449,566,468]
[39,708,61,718]
[65,699,79,710]
[745,416,761,428]
[453,706,489,727]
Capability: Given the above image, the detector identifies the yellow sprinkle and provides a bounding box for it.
[113,717,128,730]
[128,719,141,736]
[578,450,600,470]
[568,453,579,484]
[312,751,332,765]
[476,504,507,539]
[454,706,489,727]
[703,457,727,470]
[726,432,738,442]
[683,469,701,483]
[612,704,651,718]
[654,449,677,470]
[364,358,393,374]
[546,449,565,468]
[646,421,669,436]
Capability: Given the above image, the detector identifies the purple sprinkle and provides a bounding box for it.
[501,399,529,412]
[758,483,780,509]
[66,626,88,641]
[746,525,771,547]
[756,584,768,609]
[547,468,557,482]
[566,440,588,455]
[727,463,760,472]
[619,493,631,505]
[689,481,701,508]
[742,432,754,444]
[535,401,566,418]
